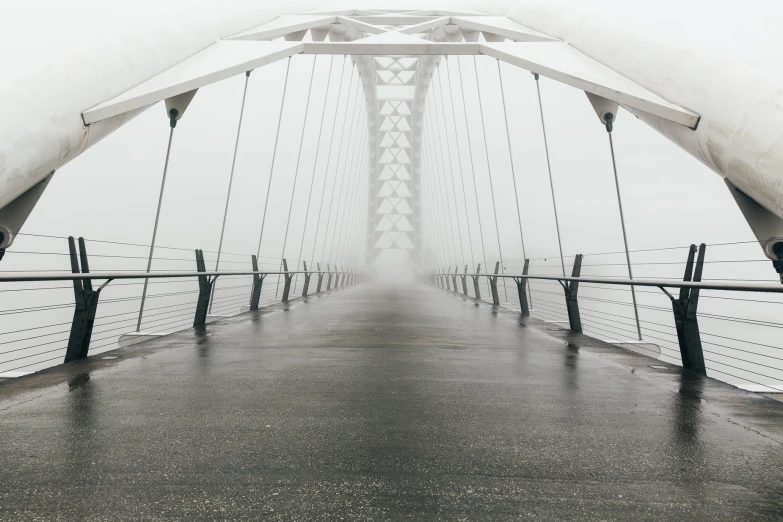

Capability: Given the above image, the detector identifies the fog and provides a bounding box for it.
[1,4,781,391]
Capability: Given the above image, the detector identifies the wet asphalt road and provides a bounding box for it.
[1,282,783,521]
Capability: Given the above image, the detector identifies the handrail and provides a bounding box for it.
[432,272,783,294]
[423,246,783,379]
[0,270,348,283]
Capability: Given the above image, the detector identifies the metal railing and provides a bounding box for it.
[0,236,368,377]
[422,243,783,394]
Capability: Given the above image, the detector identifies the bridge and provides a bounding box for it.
[2,4,783,519]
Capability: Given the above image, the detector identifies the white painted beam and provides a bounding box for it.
[227,15,336,41]
[481,42,700,128]
[334,16,389,35]
[451,16,558,42]
[396,17,452,35]
[302,41,480,55]
[83,41,302,124]
[349,15,442,26]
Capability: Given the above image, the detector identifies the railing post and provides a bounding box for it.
[64,237,109,363]
[451,265,459,292]
[194,249,215,327]
[337,265,343,288]
[562,254,583,332]
[461,265,468,295]
[514,259,531,316]
[489,261,500,305]
[281,258,293,302]
[472,263,482,300]
[316,262,324,293]
[326,262,332,290]
[249,255,264,311]
[302,261,311,297]
[669,244,707,375]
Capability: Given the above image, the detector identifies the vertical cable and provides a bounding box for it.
[311,56,348,265]
[335,122,366,265]
[497,60,532,309]
[425,85,458,265]
[456,56,491,297]
[606,121,642,339]
[292,55,335,294]
[444,57,475,272]
[208,71,252,313]
[322,65,358,262]
[341,132,369,267]
[422,131,446,268]
[255,57,292,259]
[424,105,456,266]
[326,72,361,262]
[533,73,566,277]
[472,56,507,301]
[434,64,465,267]
[275,56,317,298]
[136,123,176,332]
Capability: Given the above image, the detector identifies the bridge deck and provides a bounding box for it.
[1,283,783,520]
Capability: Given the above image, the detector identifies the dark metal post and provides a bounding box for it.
[489,261,500,305]
[302,261,311,297]
[317,262,324,293]
[461,265,468,295]
[665,244,707,375]
[514,259,531,316]
[249,255,264,311]
[451,265,459,292]
[326,262,333,290]
[562,254,583,332]
[194,249,215,327]
[472,263,482,300]
[281,258,293,302]
[64,237,110,363]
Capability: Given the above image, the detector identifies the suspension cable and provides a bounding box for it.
[422,130,446,268]
[335,121,366,266]
[497,60,532,308]
[341,133,369,267]
[455,58,491,295]
[136,114,177,332]
[208,71,252,313]
[473,56,508,302]
[255,57,292,259]
[455,56,490,294]
[426,86,459,266]
[533,73,566,277]
[606,115,642,340]
[275,55,317,298]
[311,56,348,266]
[434,64,466,268]
[347,129,369,268]
[420,122,439,266]
[444,57,475,272]
[292,55,335,294]
[326,71,361,263]
[424,101,457,267]
[322,64,358,263]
